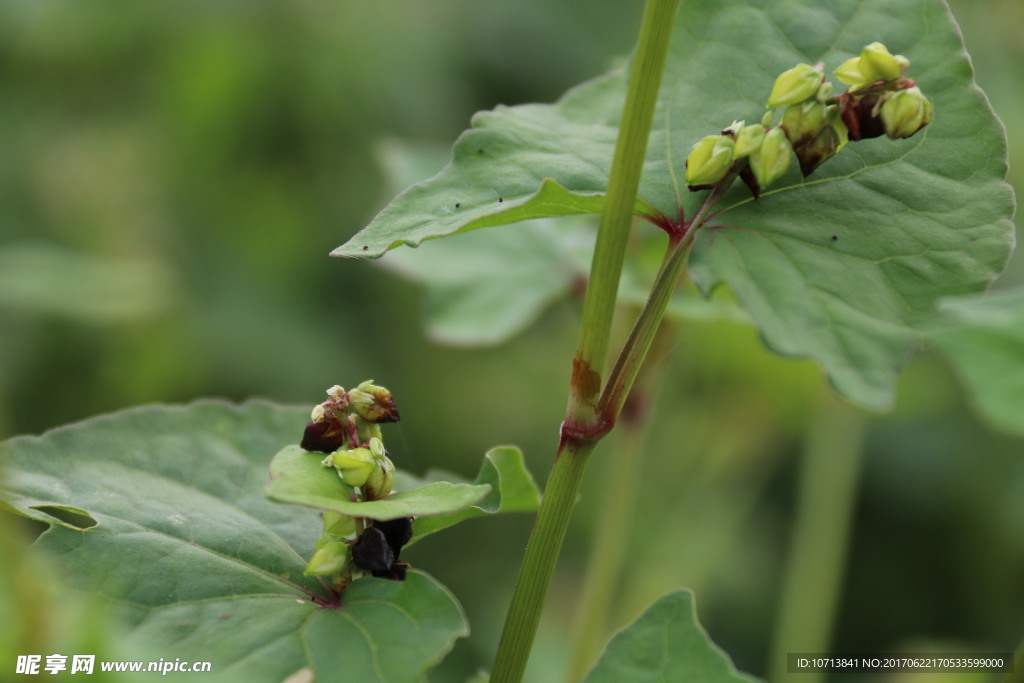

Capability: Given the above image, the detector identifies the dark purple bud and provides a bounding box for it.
[839,93,886,141]
[793,124,840,177]
[300,419,348,453]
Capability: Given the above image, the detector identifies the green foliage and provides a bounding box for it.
[409,445,541,545]
[929,288,1024,436]
[266,444,539,540]
[267,445,490,519]
[0,401,535,681]
[583,590,759,683]
[374,141,746,347]
[339,0,1014,411]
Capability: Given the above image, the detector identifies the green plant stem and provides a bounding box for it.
[565,0,679,429]
[491,2,678,679]
[566,325,673,682]
[599,233,689,420]
[491,441,594,683]
[768,394,866,683]
[599,167,733,419]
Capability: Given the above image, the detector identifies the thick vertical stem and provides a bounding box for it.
[769,395,866,683]
[491,440,595,683]
[566,0,679,428]
[491,1,678,679]
[565,435,641,681]
[566,324,672,681]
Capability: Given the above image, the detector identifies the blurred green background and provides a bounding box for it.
[1,0,1021,681]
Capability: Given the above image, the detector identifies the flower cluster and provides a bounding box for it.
[299,381,411,588]
[685,42,932,198]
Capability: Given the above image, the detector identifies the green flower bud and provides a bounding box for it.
[348,380,400,424]
[880,86,932,139]
[685,135,735,188]
[330,447,375,487]
[766,63,823,108]
[833,56,865,86]
[859,42,908,82]
[322,510,356,539]
[749,127,793,190]
[761,110,774,128]
[828,104,849,150]
[356,419,383,444]
[304,541,349,576]
[734,124,765,158]
[363,451,395,501]
[781,99,828,148]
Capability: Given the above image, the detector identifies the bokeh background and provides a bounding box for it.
[1,0,1021,680]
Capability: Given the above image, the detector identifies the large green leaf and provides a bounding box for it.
[373,139,746,346]
[928,288,1024,436]
[584,589,759,683]
[337,0,1014,409]
[0,402,468,682]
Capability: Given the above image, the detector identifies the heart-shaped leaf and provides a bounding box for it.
[928,288,1024,436]
[0,401,470,681]
[584,589,759,683]
[337,0,1014,410]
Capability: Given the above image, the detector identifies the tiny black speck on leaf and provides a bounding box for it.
[362,245,368,250]
[455,203,461,208]
[477,148,484,154]
[498,197,503,203]
[831,235,838,241]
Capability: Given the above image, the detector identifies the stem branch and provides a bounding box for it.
[490,0,679,680]
[566,0,680,429]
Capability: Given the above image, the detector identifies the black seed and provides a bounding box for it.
[375,517,413,560]
[351,527,394,573]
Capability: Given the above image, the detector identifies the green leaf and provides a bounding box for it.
[265,445,539,545]
[372,139,745,346]
[584,590,759,683]
[379,218,594,345]
[371,139,593,346]
[265,445,492,520]
[0,401,467,681]
[334,79,641,258]
[338,0,1014,409]
[407,445,541,545]
[928,288,1024,436]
